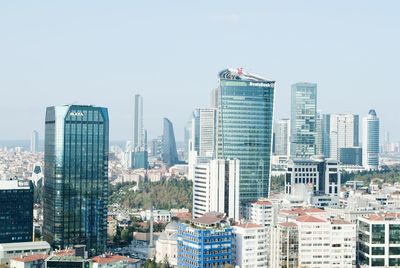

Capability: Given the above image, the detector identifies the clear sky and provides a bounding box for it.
[0,1,399,142]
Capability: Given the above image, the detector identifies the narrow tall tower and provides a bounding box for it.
[162,118,179,167]
[362,109,380,170]
[133,94,144,151]
[31,130,39,153]
[290,82,317,158]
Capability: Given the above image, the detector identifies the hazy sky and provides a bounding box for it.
[1,1,399,142]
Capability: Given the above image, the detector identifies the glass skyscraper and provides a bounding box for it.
[290,82,317,158]
[362,109,380,170]
[162,118,179,167]
[216,68,275,205]
[43,105,109,256]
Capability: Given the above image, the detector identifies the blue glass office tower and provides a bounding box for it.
[162,118,179,167]
[291,82,317,158]
[216,68,275,204]
[43,105,109,256]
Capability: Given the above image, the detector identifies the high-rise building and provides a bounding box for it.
[290,82,317,158]
[189,109,200,153]
[210,88,219,109]
[43,105,109,256]
[217,68,275,205]
[0,179,34,243]
[177,212,233,268]
[184,113,194,161]
[362,109,380,170]
[31,130,39,153]
[199,108,216,157]
[162,118,179,167]
[133,94,144,151]
[327,114,359,160]
[322,114,331,157]
[315,112,323,155]
[193,159,240,221]
[285,156,340,196]
[274,118,290,156]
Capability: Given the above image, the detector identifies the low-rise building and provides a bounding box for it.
[0,241,51,267]
[92,255,142,268]
[155,222,178,266]
[10,254,47,268]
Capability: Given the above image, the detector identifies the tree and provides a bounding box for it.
[121,228,132,243]
[160,255,171,268]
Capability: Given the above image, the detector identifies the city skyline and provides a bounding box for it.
[1,1,400,141]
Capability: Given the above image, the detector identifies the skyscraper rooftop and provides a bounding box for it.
[218,68,274,82]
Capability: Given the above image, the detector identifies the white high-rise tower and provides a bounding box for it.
[362,109,380,170]
[31,130,39,153]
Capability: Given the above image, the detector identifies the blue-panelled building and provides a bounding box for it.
[177,212,233,268]
[216,68,275,205]
[43,105,109,256]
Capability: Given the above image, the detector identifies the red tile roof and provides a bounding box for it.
[366,213,400,221]
[235,222,262,228]
[11,254,48,263]
[93,255,127,264]
[296,215,326,223]
[279,222,298,228]
[53,250,75,256]
[331,219,352,225]
[253,200,272,206]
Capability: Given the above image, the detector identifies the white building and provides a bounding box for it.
[271,215,356,268]
[198,108,216,157]
[140,210,171,223]
[155,222,179,267]
[0,241,51,267]
[193,159,240,221]
[362,109,380,170]
[270,221,299,268]
[328,114,359,160]
[358,213,400,267]
[248,199,275,227]
[10,254,47,268]
[233,223,268,268]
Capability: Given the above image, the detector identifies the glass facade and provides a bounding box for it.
[162,118,179,167]
[217,69,275,204]
[290,83,317,158]
[43,105,109,256]
[0,180,34,243]
[363,109,380,170]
